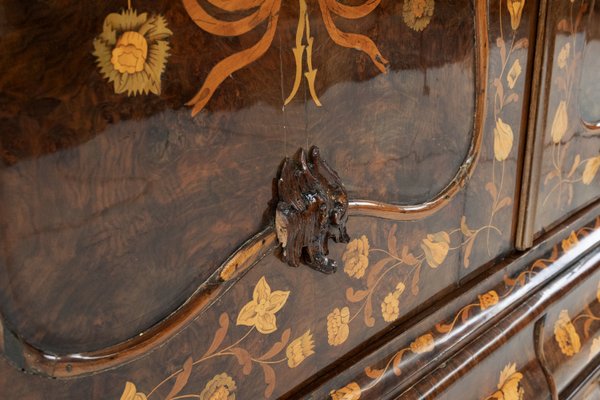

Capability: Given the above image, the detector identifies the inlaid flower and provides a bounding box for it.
[381,292,401,322]
[487,363,525,400]
[507,0,525,31]
[343,235,370,279]
[93,8,172,96]
[327,307,350,346]
[199,373,236,400]
[119,382,147,400]
[590,337,600,361]
[330,382,361,400]
[478,290,499,310]
[597,281,600,303]
[582,156,600,185]
[402,0,435,32]
[421,231,450,268]
[557,43,571,69]
[561,231,579,252]
[551,100,568,144]
[236,277,290,334]
[286,330,315,368]
[494,118,514,162]
[507,59,522,89]
[554,309,581,356]
[410,333,435,354]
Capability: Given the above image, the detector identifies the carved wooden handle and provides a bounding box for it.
[274,146,350,273]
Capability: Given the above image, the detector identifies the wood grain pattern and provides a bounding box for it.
[0,0,588,399]
[0,0,483,360]
[517,0,600,248]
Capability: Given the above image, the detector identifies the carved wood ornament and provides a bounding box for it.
[275,146,350,273]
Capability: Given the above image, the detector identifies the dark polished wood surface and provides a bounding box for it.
[518,0,600,248]
[0,0,483,357]
[0,0,599,399]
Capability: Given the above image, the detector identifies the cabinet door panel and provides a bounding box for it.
[518,0,600,248]
[0,0,539,398]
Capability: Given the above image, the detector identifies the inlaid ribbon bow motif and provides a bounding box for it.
[182,0,389,116]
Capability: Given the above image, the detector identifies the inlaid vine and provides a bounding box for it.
[325,4,527,396]
[542,0,600,208]
[118,277,314,400]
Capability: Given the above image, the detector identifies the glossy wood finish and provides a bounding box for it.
[518,0,600,248]
[0,0,488,360]
[1,0,598,399]
[300,207,600,399]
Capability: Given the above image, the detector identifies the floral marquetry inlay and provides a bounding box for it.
[93,2,172,96]
[551,277,600,361]
[541,0,600,211]
[120,382,148,400]
[483,363,525,400]
[200,373,237,400]
[554,310,581,357]
[116,277,306,399]
[330,382,362,400]
[236,277,290,334]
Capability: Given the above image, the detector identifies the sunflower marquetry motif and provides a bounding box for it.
[93,3,172,97]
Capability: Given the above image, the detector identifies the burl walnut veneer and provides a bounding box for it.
[0,0,599,399]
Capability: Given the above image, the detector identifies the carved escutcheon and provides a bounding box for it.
[275,146,350,274]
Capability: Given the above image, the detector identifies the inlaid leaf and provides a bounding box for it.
[567,154,581,178]
[411,266,421,296]
[258,328,291,361]
[584,317,594,339]
[346,287,370,302]
[496,37,506,66]
[387,225,399,258]
[392,349,407,376]
[230,347,253,375]
[567,183,574,205]
[485,182,498,202]
[365,366,384,379]
[261,364,276,398]
[402,246,418,266]
[514,38,529,49]
[435,321,452,334]
[560,142,571,166]
[165,356,193,400]
[464,236,475,268]
[495,196,513,213]
[498,363,517,389]
[366,257,394,289]
[461,307,471,323]
[505,93,519,104]
[364,295,375,327]
[203,313,229,357]
[460,216,474,237]
[544,170,559,185]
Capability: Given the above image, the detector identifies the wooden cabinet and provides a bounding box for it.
[0,0,599,399]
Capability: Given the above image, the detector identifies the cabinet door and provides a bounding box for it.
[518,0,600,249]
[0,0,537,398]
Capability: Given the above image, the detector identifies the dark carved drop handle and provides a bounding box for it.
[274,146,350,273]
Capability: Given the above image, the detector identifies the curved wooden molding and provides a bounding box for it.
[534,315,559,400]
[351,0,488,221]
[0,229,277,379]
[0,1,489,379]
